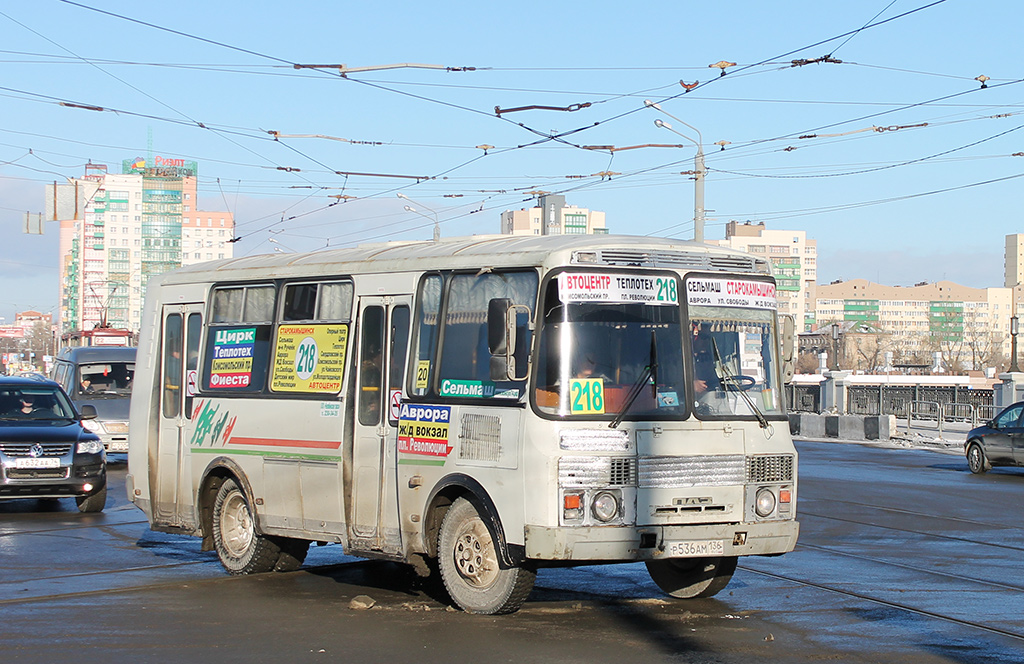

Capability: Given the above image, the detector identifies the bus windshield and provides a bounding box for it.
[689,305,784,419]
[534,273,686,420]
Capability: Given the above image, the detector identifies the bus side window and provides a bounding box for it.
[388,306,410,424]
[185,312,202,418]
[410,274,442,396]
[163,314,183,418]
[358,306,385,426]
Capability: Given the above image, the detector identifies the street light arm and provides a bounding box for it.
[646,100,704,148]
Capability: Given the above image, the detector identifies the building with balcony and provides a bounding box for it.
[815,279,1020,373]
[712,221,817,331]
[48,159,234,336]
[500,194,607,235]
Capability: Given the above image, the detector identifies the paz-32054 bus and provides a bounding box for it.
[127,234,798,614]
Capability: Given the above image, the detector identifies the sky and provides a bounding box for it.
[1,0,1022,324]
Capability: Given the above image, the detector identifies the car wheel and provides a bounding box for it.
[645,556,738,599]
[75,485,107,513]
[967,442,990,474]
[437,497,535,614]
[212,478,281,574]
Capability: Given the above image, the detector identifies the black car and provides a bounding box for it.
[0,376,107,511]
[965,401,1024,474]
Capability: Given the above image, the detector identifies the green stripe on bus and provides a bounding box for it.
[191,447,339,462]
[398,458,447,466]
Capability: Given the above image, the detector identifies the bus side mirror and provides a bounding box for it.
[487,298,512,355]
[780,314,796,384]
[488,298,531,382]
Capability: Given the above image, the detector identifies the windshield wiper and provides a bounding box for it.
[711,338,769,430]
[609,332,658,429]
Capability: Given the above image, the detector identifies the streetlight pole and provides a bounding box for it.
[397,193,440,242]
[646,100,705,243]
[1011,283,1021,372]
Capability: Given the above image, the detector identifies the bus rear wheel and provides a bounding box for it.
[212,478,281,575]
[646,556,738,599]
[438,497,535,615]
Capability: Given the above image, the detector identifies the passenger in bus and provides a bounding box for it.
[80,377,95,393]
[691,324,719,395]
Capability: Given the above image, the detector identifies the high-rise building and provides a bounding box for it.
[500,194,607,235]
[1006,234,1024,288]
[48,158,234,336]
[713,221,817,331]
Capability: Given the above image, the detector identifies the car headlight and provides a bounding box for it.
[591,491,620,522]
[77,439,104,455]
[755,487,776,517]
[81,419,102,433]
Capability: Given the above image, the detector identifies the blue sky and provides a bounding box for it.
[1,0,1021,323]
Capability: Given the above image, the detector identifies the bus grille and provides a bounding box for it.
[638,455,745,488]
[746,455,794,483]
[458,414,501,462]
[583,249,769,275]
[559,457,636,488]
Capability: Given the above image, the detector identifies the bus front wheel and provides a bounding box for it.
[646,556,738,599]
[437,497,535,614]
[212,478,280,575]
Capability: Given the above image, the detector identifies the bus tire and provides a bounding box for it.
[212,478,280,575]
[646,556,738,599]
[438,497,535,614]
[75,485,106,513]
[966,442,989,474]
[273,538,310,572]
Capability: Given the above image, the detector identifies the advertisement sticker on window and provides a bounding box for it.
[271,324,349,393]
[686,277,777,310]
[209,327,255,389]
[558,272,678,305]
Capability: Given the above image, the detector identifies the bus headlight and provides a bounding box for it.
[81,419,102,433]
[591,491,619,522]
[755,487,776,517]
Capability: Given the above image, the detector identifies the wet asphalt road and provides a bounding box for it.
[1,441,1023,663]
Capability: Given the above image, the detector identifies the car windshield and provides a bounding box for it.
[78,362,134,397]
[534,271,686,420]
[0,387,77,420]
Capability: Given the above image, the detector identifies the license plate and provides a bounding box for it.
[105,423,129,433]
[14,457,61,469]
[665,539,725,557]
[108,441,129,452]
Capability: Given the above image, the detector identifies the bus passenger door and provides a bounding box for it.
[155,304,204,527]
[351,296,411,553]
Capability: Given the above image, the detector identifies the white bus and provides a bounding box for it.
[127,234,798,614]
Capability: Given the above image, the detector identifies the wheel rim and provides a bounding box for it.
[220,490,254,557]
[969,446,982,471]
[451,517,499,589]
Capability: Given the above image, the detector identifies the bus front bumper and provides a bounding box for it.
[525,519,799,561]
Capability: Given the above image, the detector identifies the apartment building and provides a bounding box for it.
[713,221,817,331]
[815,279,1020,371]
[48,159,233,335]
[500,194,607,235]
